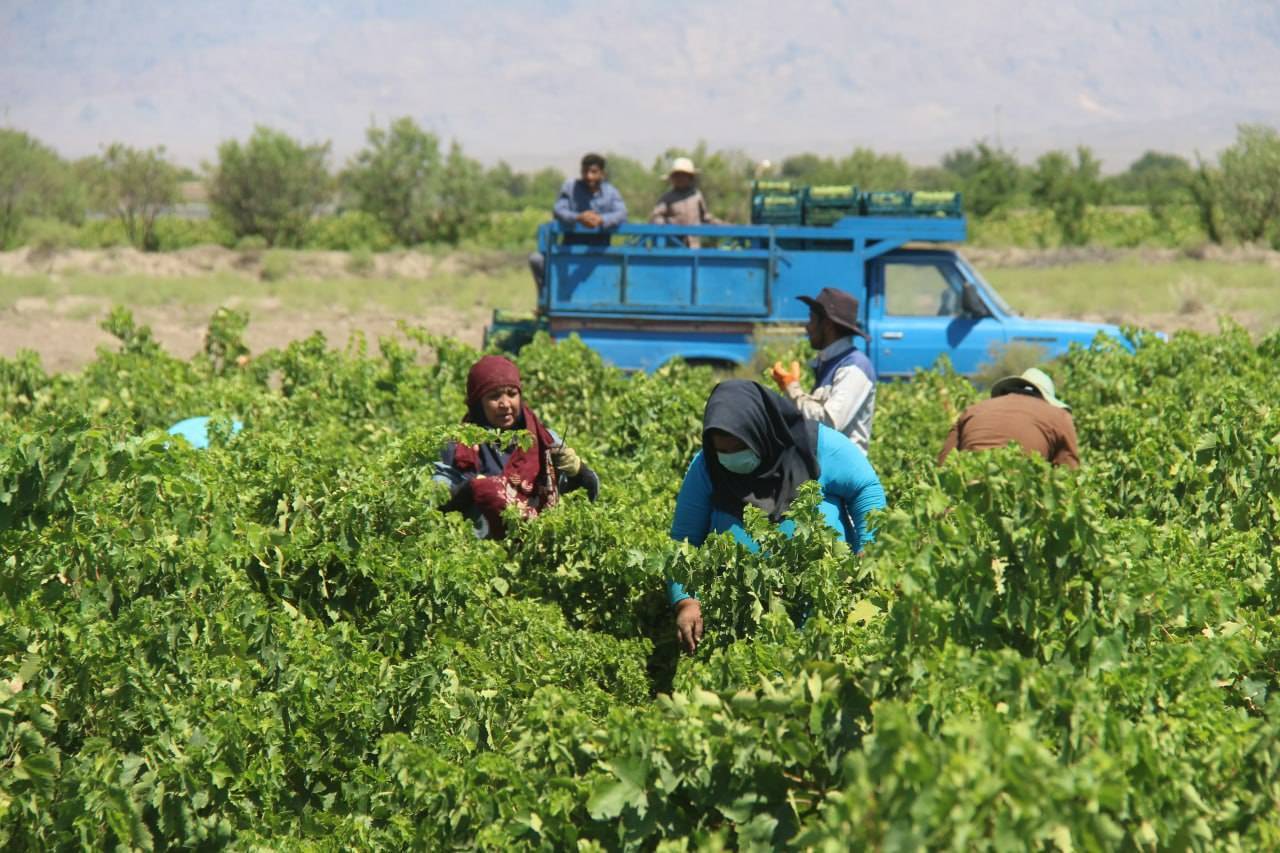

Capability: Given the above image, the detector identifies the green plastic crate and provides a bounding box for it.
[862,190,963,216]
[807,184,859,202]
[911,190,963,216]
[861,190,913,215]
[751,180,798,196]
[752,192,804,225]
[804,185,859,225]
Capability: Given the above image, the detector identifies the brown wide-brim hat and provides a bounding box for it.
[798,287,869,339]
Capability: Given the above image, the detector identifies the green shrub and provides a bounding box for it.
[75,217,130,248]
[206,125,331,247]
[969,206,1206,249]
[152,216,236,250]
[303,210,396,251]
[18,217,80,252]
[259,249,292,281]
[236,234,268,252]
[460,207,550,251]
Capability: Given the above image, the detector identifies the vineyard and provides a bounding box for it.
[3,309,1280,849]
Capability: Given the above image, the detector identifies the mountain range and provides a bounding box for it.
[2,0,1278,172]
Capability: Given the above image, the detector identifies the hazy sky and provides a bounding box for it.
[3,0,1278,172]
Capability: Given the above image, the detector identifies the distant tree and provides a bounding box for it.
[1106,151,1194,226]
[780,153,831,183]
[1030,146,1102,245]
[524,167,568,210]
[485,160,521,211]
[909,166,955,191]
[436,141,494,244]
[341,117,444,245]
[940,147,981,182]
[1188,154,1224,245]
[85,143,181,251]
[483,162,566,213]
[837,148,911,189]
[0,129,82,248]
[208,126,331,247]
[942,143,1023,217]
[599,153,655,220]
[779,148,911,190]
[1216,124,1280,247]
[1108,151,1191,198]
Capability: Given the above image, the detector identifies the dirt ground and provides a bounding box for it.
[0,244,486,280]
[0,297,483,374]
[2,245,1277,374]
[0,246,518,373]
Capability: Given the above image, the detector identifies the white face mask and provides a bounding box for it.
[717,449,761,475]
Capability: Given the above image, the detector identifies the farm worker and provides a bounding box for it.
[166,416,243,449]
[937,367,1080,468]
[770,287,877,452]
[668,380,886,653]
[528,152,628,290]
[434,355,600,539]
[649,156,723,247]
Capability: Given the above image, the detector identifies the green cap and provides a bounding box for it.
[990,367,1070,410]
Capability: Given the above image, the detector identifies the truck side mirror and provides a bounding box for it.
[961,282,993,318]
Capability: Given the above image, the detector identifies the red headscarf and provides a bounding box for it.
[466,355,523,408]
[452,356,558,536]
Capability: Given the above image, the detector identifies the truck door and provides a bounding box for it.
[870,254,1006,377]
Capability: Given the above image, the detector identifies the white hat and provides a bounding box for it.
[667,156,697,177]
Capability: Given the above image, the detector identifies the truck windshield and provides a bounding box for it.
[960,258,1017,316]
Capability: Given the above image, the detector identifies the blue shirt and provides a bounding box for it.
[553,179,627,228]
[667,424,886,605]
[167,416,243,449]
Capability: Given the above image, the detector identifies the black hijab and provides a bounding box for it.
[702,380,820,522]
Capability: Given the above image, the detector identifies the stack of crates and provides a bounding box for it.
[803,185,860,225]
[751,180,804,225]
[862,190,962,217]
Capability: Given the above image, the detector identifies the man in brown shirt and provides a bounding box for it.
[938,368,1080,468]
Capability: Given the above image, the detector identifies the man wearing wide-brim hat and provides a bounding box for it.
[938,367,1080,468]
[649,157,723,247]
[770,287,878,453]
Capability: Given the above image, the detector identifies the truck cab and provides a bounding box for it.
[489,209,1127,377]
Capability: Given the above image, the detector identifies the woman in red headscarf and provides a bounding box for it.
[434,355,599,539]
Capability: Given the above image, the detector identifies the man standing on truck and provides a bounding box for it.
[528,153,628,290]
[649,157,722,247]
[937,367,1080,468]
[771,287,877,453]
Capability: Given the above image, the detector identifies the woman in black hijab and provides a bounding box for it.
[669,380,886,652]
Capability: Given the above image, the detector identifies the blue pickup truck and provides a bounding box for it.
[489,205,1126,377]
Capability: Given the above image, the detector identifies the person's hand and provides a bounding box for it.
[674,599,703,653]
[577,464,600,502]
[578,210,603,228]
[550,444,582,477]
[771,360,802,391]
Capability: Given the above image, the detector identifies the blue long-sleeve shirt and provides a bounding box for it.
[667,424,886,606]
[553,179,627,228]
